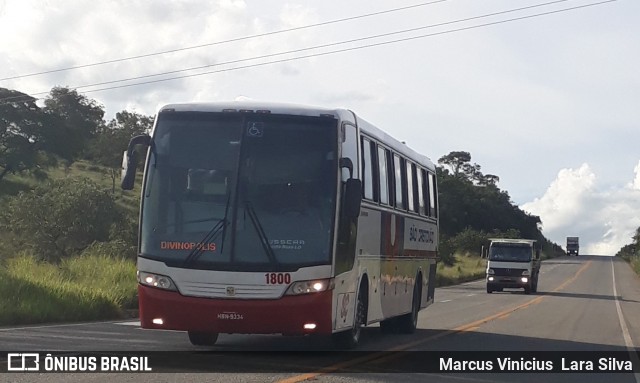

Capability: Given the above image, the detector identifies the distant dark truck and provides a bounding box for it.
[566,237,579,256]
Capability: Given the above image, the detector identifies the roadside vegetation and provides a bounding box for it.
[0,253,136,325]
[0,162,141,326]
[437,255,486,287]
[0,86,566,326]
[616,228,640,275]
[0,86,146,326]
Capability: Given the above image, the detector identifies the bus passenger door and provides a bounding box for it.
[333,123,361,331]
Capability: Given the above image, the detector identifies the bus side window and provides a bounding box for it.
[428,172,438,218]
[377,146,389,205]
[416,167,426,216]
[393,154,404,209]
[422,169,431,217]
[406,161,415,212]
[341,124,359,182]
[361,137,374,201]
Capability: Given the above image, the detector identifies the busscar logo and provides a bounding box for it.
[7,353,40,371]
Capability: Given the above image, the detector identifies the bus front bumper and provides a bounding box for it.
[138,284,333,335]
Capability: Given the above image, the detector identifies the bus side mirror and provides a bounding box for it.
[121,151,138,190]
[344,178,362,219]
[339,157,354,179]
[121,134,151,190]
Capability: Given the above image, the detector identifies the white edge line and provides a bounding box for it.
[611,257,640,382]
[0,319,138,332]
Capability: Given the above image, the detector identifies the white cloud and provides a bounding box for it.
[522,163,640,256]
[631,160,640,191]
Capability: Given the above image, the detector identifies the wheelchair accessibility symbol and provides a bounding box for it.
[247,122,264,137]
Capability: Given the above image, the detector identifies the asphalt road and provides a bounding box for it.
[1,255,639,383]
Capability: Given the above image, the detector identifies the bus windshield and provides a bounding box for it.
[488,243,532,262]
[140,111,337,272]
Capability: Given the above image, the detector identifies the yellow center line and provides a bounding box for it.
[276,260,592,383]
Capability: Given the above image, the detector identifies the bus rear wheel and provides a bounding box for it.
[397,279,421,334]
[188,331,219,346]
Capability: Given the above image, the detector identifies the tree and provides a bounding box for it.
[87,110,153,192]
[438,151,471,176]
[0,178,122,261]
[478,174,500,187]
[436,151,543,243]
[43,87,105,161]
[438,151,502,187]
[0,88,55,182]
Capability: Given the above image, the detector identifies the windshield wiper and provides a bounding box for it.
[244,201,278,266]
[182,191,233,268]
[182,218,228,267]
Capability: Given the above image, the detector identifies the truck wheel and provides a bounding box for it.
[532,278,538,293]
[524,286,531,295]
[188,331,219,346]
[487,286,493,294]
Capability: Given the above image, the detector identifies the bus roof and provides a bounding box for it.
[489,238,536,245]
[356,116,434,171]
[156,101,434,170]
[157,101,355,121]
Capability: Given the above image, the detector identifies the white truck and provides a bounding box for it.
[486,239,540,294]
[566,236,579,256]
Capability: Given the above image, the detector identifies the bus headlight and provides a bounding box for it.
[137,271,178,291]
[285,279,334,295]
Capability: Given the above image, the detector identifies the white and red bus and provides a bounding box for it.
[121,101,439,348]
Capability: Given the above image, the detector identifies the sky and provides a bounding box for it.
[1,0,638,255]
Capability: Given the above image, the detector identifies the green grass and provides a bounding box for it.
[1,160,141,213]
[436,253,487,287]
[0,254,137,326]
[628,257,640,275]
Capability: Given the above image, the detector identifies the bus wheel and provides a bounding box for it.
[188,331,219,346]
[397,280,421,334]
[333,291,365,349]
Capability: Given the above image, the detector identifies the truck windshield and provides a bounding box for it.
[489,244,532,262]
[139,111,338,272]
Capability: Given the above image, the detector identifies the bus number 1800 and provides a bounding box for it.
[265,273,291,285]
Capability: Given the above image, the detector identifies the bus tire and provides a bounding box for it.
[188,331,219,346]
[397,277,421,334]
[333,290,366,349]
